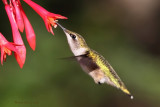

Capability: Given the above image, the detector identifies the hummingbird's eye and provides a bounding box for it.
[70,33,76,39]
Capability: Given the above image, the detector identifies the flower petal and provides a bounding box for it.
[14,45,26,68]
[5,4,26,68]
[0,33,17,65]
[1,47,5,65]
[23,0,67,35]
[23,0,50,16]
[12,0,24,32]
[21,9,36,50]
[48,13,67,19]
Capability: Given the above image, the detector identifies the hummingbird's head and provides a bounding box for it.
[56,22,89,56]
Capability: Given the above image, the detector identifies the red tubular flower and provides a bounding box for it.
[5,3,26,68]
[12,0,24,32]
[0,33,17,65]
[21,10,36,51]
[2,0,67,68]
[14,0,36,50]
[23,0,67,35]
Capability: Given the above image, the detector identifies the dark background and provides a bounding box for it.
[0,0,160,107]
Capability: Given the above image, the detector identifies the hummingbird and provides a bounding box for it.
[56,22,133,99]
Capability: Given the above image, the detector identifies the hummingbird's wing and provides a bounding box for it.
[59,54,99,72]
[58,56,77,60]
[77,54,99,73]
[66,53,99,73]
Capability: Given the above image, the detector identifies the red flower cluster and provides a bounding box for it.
[1,0,67,68]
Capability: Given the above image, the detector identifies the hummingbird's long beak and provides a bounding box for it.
[55,21,66,31]
[55,21,71,35]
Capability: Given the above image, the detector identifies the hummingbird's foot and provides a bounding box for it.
[98,82,102,85]
[89,70,106,85]
[94,78,106,85]
[97,78,106,85]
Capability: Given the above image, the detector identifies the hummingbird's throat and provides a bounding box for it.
[71,47,88,56]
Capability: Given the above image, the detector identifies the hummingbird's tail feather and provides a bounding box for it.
[103,75,133,99]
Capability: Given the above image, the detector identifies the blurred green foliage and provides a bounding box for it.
[0,0,160,107]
